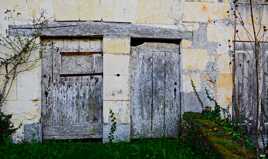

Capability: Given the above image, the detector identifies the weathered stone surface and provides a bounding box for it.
[24,123,42,142]
[207,23,233,43]
[9,22,192,40]
[103,37,130,54]
[181,49,209,71]
[216,73,232,108]
[103,123,130,143]
[182,2,229,22]
[136,0,182,24]
[103,100,130,124]
[103,75,129,101]
[180,39,192,48]
[103,54,130,76]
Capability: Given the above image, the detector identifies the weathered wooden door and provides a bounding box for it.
[131,42,181,138]
[42,39,103,139]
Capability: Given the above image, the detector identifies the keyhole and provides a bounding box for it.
[174,88,177,98]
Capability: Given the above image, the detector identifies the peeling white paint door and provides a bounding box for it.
[130,42,181,138]
[41,39,103,139]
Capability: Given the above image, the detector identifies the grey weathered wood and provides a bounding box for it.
[235,50,257,133]
[42,39,103,139]
[152,52,165,137]
[130,46,153,138]
[164,50,180,137]
[9,22,192,40]
[131,42,180,138]
[61,54,102,75]
[263,50,268,122]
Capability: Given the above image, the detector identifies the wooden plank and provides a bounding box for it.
[60,52,102,56]
[9,22,192,40]
[41,40,54,127]
[60,54,103,75]
[130,45,153,138]
[152,51,166,137]
[263,51,268,122]
[164,47,180,137]
[43,123,102,139]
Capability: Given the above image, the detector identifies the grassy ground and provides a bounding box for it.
[0,139,203,159]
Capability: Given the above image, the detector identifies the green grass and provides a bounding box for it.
[0,139,201,159]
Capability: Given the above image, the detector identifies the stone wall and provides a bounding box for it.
[1,0,267,142]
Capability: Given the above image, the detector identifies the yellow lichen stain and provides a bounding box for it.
[201,4,208,12]
[216,73,233,90]
[225,96,232,106]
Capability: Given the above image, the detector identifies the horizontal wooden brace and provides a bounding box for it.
[60,73,103,77]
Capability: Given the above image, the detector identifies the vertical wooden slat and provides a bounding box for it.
[152,52,165,137]
[164,50,180,137]
[131,46,153,138]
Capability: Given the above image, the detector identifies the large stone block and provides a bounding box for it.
[180,39,192,48]
[103,123,130,143]
[53,0,79,20]
[182,73,202,93]
[181,49,209,71]
[78,0,100,21]
[17,64,41,101]
[136,0,182,24]
[183,2,229,22]
[216,53,232,73]
[216,73,232,108]
[207,23,233,43]
[103,100,130,124]
[98,0,137,22]
[24,123,42,142]
[103,75,129,100]
[104,54,130,76]
[103,37,130,54]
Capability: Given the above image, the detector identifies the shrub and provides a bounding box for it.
[0,111,17,144]
[182,112,256,159]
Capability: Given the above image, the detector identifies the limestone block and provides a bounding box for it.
[103,100,130,124]
[103,37,130,54]
[216,87,232,109]
[104,54,129,76]
[136,0,182,24]
[99,0,137,22]
[53,0,79,20]
[182,92,204,113]
[182,22,200,32]
[181,49,209,71]
[180,39,192,48]
[17,64,41,101]
[216,73,232,91]
[103,123,130,143]
[78,0,100,21]
[216,42,231,55]
[182,73,202,93]
[216,53,232,73]
[207,23,233,43]
[216,73,232,107]
[183,2,229,22]
[2,100,41,127]
[103,75,129,100]
[24,123,42,142]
